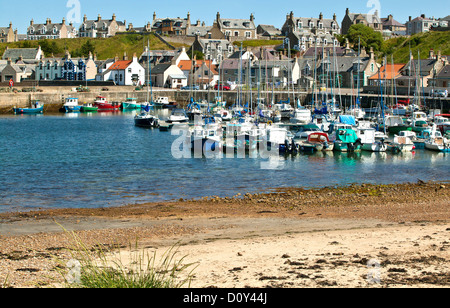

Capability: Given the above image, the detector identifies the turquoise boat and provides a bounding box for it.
[13,100,44,114]
[334,128,362,152]
[121,98,141,110]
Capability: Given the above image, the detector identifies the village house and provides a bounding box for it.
[151,12,209,37]
[0,58,34,83]
[300,47,379,89]
[191,36,235,64]
[178,59,219,89]
[381,15,406,36]
[2,46,44,63]
[27,18,77,40]
[256,25,282,40]
[139,47,190,83]
[430,64,450,88]
[150,62,187,88]
[398,49,447,88]
[96,53,145,86]
[368,63,406,87]
[219,54,300,89]
[341,8,382,35]
[79,14,126,38]
[35,51,97,81]
[406,14,448,35]
[281,12,340,52]
[0,23,17,43]
[209,12,257,41]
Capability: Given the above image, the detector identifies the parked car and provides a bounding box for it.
[214,84,231,91]
[181,85,199,91]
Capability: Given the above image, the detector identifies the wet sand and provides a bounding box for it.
[0,182,449,288]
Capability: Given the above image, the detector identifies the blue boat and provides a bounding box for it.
[63,97,81,112]
[13,100,44,114]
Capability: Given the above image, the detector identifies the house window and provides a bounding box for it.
[225,30,231,37]
[309,22,314,29]
[245,31,251,38]
[319,23,323,29]
[128,68,132,73]
[298,22,302,29]
[234,31,239,37]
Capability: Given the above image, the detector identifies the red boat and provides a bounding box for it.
[94,96,121,111]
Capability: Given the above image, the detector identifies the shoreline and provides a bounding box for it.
[0,182,449,288]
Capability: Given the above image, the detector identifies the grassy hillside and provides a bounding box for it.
[0,33,188,60]
[383,31,450,63]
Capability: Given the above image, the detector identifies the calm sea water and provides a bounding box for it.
[0,111,449,213]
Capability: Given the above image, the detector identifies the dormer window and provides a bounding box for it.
[298,22,302,29]
[41,26,46,34]
[53,27,57,34]
[103,23,107,30]
[243,22,250,28]
[30,27,34,34]
[223,21,230,27]
[309,22,314,29]
[82,24,86,31]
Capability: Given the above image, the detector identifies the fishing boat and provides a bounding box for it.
[189,117,223,154]
[388,134,415,153]
[264,126,292,154]
[134,110,159,128]
[383,115,411,134]
[13,100,44,114]
[94,96,121,111]
[411,112,429,133]
[80,103,98,112]
[153,97,170,108]
[166,108,189,124]
[63,97,81,112]
[290,108,312,125]
[358,128,387,152]
[121,98,141,110]
[434,114,450,134]
[333,128,362,152]
[296,132,333,153]
[275,100,294,119]
[424,124,450,152]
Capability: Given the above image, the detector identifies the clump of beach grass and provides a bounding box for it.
[56,225,197,288]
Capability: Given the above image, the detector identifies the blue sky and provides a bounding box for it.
[2,0,448,33]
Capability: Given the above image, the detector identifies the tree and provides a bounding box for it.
[346,24,384,52]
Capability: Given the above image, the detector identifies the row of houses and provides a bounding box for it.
[2,9,448,43]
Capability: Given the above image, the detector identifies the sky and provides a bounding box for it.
[2,0,448,33]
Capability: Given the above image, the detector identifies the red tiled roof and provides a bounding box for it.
[108,60,132,70]
[369,63,405,80]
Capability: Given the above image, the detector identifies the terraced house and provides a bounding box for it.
[282,11,341,51]
[79,14,126,38]
[0,23,17,43]
[27,18,77,40]
[210,12,257,40]
[35,51,97,81]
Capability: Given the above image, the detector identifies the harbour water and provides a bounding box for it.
[0,111,449,213]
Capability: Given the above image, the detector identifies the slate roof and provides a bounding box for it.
[219,18,256,30]
[436,65,450,79]
[2,47,42,61]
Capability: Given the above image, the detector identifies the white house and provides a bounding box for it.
[96,53,145,86]
[151,62,187,88]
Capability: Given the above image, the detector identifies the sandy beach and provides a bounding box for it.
[0,182,449,288]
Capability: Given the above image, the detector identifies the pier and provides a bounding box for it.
[0,85,449,114]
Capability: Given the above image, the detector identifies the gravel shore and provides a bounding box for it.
[0,182,449,288]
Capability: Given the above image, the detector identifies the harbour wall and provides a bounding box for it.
[0,86,448,114]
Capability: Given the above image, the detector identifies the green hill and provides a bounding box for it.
[384,31,450,63]
[0,33,188,60]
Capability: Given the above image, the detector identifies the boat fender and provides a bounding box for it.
[267,120,273,126]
